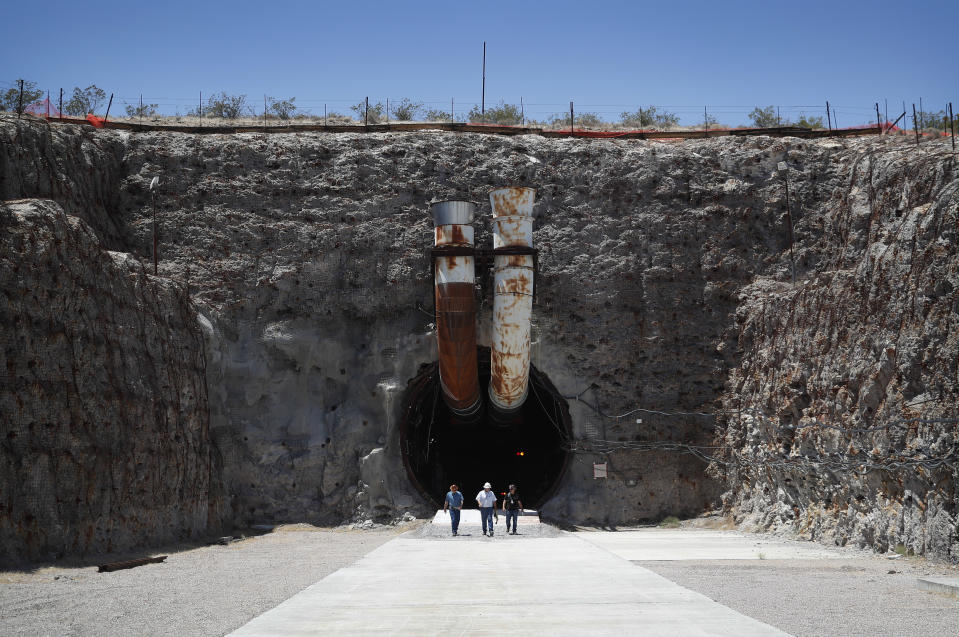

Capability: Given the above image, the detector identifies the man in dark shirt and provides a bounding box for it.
[501,484,524,535]
[443,484,464,536]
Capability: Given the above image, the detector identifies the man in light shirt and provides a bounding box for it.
[475,482,498,536]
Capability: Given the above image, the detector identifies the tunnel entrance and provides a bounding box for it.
[400,347,572,509]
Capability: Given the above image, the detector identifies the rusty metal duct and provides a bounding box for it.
[488,187,536,413]
[431,201,481,417]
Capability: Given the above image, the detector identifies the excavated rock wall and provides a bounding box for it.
[718,145,959,560]
[0,198,227,564]
[3,114,957,559]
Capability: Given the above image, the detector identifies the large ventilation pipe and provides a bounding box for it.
[488,187,536,414]
[431,201,481,417]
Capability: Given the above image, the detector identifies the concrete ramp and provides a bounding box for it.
[229,531,788,636]
[430,508,539,525]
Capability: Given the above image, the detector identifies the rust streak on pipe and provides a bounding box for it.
[431,201,481,416]
[489,187,536,413]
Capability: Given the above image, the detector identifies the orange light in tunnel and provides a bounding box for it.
[515,451,525,456]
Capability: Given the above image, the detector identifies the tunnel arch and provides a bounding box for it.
[399,347,572,509]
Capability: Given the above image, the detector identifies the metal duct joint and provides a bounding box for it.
[488,187,536,413]
[431,201,481,417]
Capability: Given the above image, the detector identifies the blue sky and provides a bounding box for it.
[2,0,956,126]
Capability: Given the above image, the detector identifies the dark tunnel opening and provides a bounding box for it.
[400,347,572,509]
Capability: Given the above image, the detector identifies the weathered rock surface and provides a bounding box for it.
[0,198,227,563]
[2,114,957,560]
[718,144,959,560]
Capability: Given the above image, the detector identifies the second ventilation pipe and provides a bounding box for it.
[431,201,481,417]
[488,187,536,414]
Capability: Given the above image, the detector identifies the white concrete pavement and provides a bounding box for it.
[229,519,790,636]
[575,527,856,561]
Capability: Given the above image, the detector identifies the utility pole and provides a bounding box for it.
[481,41,486,122]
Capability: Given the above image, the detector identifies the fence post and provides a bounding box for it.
[451,98,454,124]
[826,100,831,130]
[481,41,486,122]
[912,103,919,146]
[570,101,574,136]
[46,91,50,119]
[140,94,143,124]
[17,79,24,118]
[103,93,113,124]
[365,96,369,126]
[950,102,955,152]
[59,88,63,120]
[521,97,524,127]
[875,103,881,132]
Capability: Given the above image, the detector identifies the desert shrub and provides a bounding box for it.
[1,79,44,113]
[468,101,522,125]
[574,112,605,128]
[423,108,452,122]
[916,109,949,130]
[659,516,681,528]
[351,100,385,123]
[389,98,422,121]
[266,96,297,119]
[619,106,679,129]
[748,105,779,128]
[125,102,159,118]
[794,113,824,129]
[64,84,106,116]
[203,92,249,119]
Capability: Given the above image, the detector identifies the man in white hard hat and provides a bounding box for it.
[475,482,498,536]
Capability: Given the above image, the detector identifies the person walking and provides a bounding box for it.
[443,484,464,536]
[502,484,524,534]
[476,482,498,536]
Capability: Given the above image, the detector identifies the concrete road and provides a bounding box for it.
[230,521,787,636]
[575,527,855,561]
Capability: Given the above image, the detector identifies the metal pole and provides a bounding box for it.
[365,96,369,126]
[950,103,955,152]
[704,106,708,137]
[17,79,24,118]
[570,101,574,136]
[826,100,831,130]
[451,98,454,124]
[875,103,881,132]
[59,88,63,120]
[140,94,143,125]
[264,94,267,128]
[521,97,524,126]
[481,41,486,122]
[103,93,113,124]
[913,103,920,146]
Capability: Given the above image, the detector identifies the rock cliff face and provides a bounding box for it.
[2,114,957,560]
[718,145,959,560]
[0,198,227,563]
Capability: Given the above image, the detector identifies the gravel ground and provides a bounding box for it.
[0,522,423,637]
[641,555,959,637]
